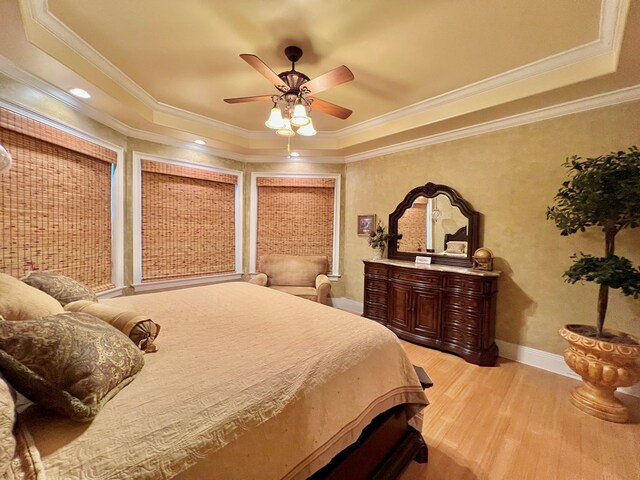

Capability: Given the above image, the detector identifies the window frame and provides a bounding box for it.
[0,100,124,297]
[249,172,341,279]
[132,152,243,292]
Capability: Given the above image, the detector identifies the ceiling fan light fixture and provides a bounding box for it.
[276,118,295,137]
[265,106,285,129]
[290,103,310,127]
[296,118,317,136]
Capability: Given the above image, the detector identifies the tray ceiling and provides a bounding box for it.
[0,0,638,161]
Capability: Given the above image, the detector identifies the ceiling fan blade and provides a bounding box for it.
[239,54,288,91]
[302,65,354,96]
[309,97,352,120]
[224,95,273,104]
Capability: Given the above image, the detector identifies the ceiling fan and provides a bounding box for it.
[224,46,354,136]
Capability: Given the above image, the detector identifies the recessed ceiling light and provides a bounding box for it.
[69,88,91,99]
[290,151,300,157]
[194,139,206,145]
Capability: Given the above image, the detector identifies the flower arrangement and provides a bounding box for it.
[368,221,389,250]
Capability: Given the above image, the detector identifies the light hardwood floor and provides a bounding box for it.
[399,341,640,480]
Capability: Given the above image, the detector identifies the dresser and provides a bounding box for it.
[363,259,500,366]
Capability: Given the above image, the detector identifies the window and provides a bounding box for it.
[133,154,242,287]
[0,107,120,292]
[250,173,341,276]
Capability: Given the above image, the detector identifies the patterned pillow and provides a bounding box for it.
[0,273,64,321]
[21,271,98,306]
[65,300,161,353]
[0,312,144,422]
[0,374,16,477]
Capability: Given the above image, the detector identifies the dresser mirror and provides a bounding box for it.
[388,183,479,267]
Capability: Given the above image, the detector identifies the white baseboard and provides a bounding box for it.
[496,339,640,398]
[335,298,640,398]
[331,297,364,314]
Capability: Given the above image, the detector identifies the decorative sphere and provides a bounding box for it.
[473,248,493,259]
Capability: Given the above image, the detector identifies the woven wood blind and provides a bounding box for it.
[0,127,114,291]
[141,160,236,281]
[256,177,335,271]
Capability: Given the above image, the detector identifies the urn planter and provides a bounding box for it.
[559,324,640,423]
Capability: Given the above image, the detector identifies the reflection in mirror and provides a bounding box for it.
[388,182,479,267]
[397,195,469,256]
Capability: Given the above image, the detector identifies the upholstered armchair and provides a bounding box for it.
[248,254,332,305]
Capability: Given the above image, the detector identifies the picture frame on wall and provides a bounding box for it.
[357,214,376,236]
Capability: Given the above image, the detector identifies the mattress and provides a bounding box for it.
[18,282,428,479]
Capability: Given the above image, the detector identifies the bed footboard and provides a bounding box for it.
[308,404,428,480]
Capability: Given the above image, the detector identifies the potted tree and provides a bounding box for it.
[547,146,640,423]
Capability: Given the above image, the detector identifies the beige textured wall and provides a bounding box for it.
[344,100,640,355]
[2,74,638,354]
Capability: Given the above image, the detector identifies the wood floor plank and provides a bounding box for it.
[398,341,640,480]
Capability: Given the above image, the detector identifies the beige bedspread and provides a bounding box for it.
[19,282,428,479]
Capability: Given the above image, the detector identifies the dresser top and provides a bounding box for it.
[364,258,501,277]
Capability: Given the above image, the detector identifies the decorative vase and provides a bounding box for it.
[371,247,384,260]
[559,325,640,423]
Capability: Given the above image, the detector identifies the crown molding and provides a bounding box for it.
[336,0,628,138]
[1,51,639,166]
[344,83,640,163]
[20,0,628,146]
[0,58,345,164]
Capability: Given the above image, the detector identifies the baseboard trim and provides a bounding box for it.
[496,339,640,398]
[331,297,364,314]
[334,297,639,398]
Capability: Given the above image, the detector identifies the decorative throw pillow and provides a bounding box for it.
[0,273,64,320]
[446,241,467,254]
[21,271,98,306]
[0,374,16,477]
[0,312,144,422]
[65,300,161,353]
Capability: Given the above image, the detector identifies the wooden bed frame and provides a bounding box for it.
[309,367,432,479]
[444,225,468,245]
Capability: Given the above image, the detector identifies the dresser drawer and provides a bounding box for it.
[390,269,442,287]
[444,275,487,294]
[365,263,389,277]
[364,304,387,323]
[444,293,482,312]
[444,308,482,331]
[443,325,480,348]
[364,289,387,306]
[365,278,388,293]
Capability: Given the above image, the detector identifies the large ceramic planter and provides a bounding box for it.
[559,325,640,423]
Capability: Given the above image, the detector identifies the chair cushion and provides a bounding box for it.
[270,285,318,301]
[260,255,328,287]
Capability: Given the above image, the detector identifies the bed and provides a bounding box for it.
[440,226,469,257]
[5,282,429,479]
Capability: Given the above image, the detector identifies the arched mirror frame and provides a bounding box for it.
[388,182,479,267]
